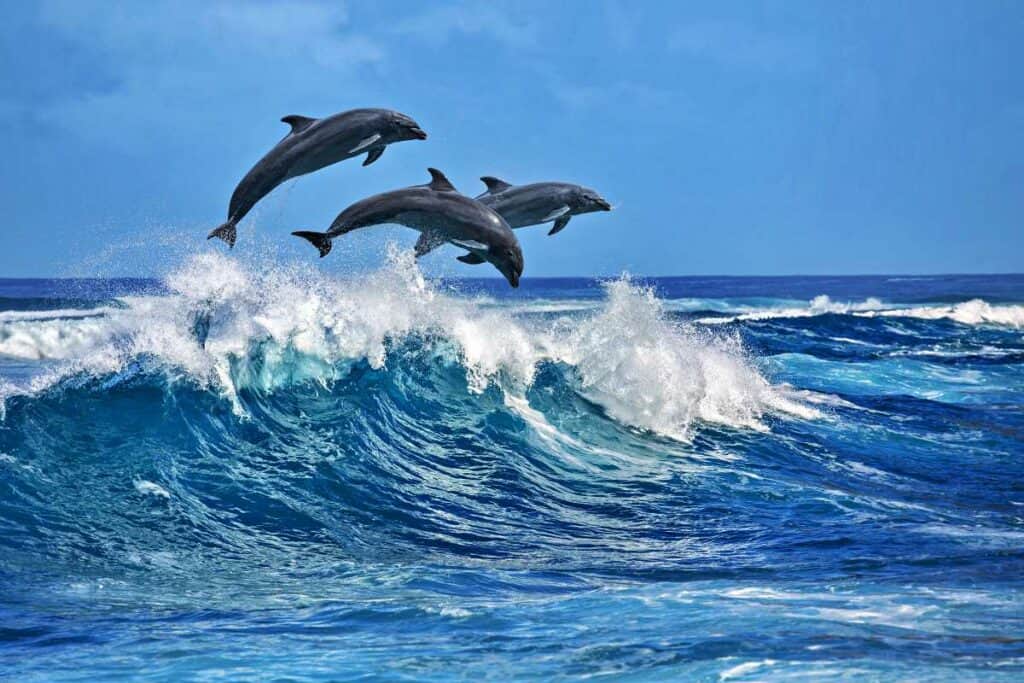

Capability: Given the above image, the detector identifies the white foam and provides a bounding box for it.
[0,315,126,360]
[551,279,818,439]
[0,251,816,439]
[720,659,777,681]
[695,294,1024,328]
[495,300,602,315]
[695,295,887,324]
[864,299,1024,328]
[0,308,115,322]
[134,480,171,499]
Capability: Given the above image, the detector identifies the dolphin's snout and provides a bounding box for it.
[596,197,612,211]
[410,126,428,140]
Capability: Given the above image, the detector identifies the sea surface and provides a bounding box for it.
[1,254,1022,681]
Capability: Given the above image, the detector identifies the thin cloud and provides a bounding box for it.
[668,21,817,74]
[392,2,540,49]
[37,0,380,66]
[548,79,671,112]
[603,0,642,51]
[19,0,387,148]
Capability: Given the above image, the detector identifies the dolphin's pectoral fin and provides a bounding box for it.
[281,115,317,134]
[363,147,385,166]
[349,133,382,154]
[480,176,513,194]
[548,216,572,236]
[414,230,445,258]
[427,168,457,192]
[457,252,487,265]
[541,205,571,222]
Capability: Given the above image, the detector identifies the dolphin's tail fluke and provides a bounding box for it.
[292,231,332,258]
[207,221,237,248]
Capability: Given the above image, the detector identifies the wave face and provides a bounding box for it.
[1,260,1023,681]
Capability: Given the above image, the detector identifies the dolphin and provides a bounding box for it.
[208,108,427,247]
[292,169,524,287]
[473,177,611,238]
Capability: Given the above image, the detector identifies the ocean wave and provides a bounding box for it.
[864,299,1024,328]
[0,250,813,440]
[0,308,117,322]
[0,313,126,360]
[553,279,816,437]
[2,266,1022,682]
[694,294,1024,328]
[694,295,888,324]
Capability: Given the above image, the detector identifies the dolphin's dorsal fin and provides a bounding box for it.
[480,176,513,194]
[281,115,317,134]
[427,168,457,192]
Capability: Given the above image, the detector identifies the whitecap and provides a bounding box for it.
[134,479,171,499]
[0,251,818,440]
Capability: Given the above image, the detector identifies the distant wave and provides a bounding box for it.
[694,294,1024,328]
[863,299,1024,327]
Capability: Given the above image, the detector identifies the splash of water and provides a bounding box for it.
[0,250,811,438]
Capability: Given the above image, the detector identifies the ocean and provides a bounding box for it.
[1,253,1022,681]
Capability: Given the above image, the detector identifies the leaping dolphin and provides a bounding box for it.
[472,177,611,238]
[208,108,427,247]
[292,169,524,288]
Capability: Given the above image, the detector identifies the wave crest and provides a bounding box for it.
[696,294,1024,328]
[559,279,812,438]
[0,252,810,439]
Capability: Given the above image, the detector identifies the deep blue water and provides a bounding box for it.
[1,258,1023,681]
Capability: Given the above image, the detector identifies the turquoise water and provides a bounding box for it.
[1,256,1022,680]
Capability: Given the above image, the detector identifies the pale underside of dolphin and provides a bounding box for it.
[208,108,427,248]
[292,169,525,288]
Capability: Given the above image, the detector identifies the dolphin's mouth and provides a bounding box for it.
[410,126,428,140]
[596,198,612,211]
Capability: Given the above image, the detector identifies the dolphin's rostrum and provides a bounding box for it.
[475,177,612,237]
[292,169,524,288]
[208,108,427,248]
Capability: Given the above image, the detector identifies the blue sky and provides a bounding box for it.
[1,0,1021,277]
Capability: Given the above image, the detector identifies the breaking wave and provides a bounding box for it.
[2,263,1022,680]
[0,250,811,440]
[695,294,1024,328]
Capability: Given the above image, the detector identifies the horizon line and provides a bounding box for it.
[2,272,1023,282]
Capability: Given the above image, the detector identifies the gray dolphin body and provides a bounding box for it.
[208,108,427,247]
[292,169,524,287]
[474,177,611,237]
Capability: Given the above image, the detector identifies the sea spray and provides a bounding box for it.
[696,294,1024,327]
[0,251,807,437]
[553,278,812,439]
